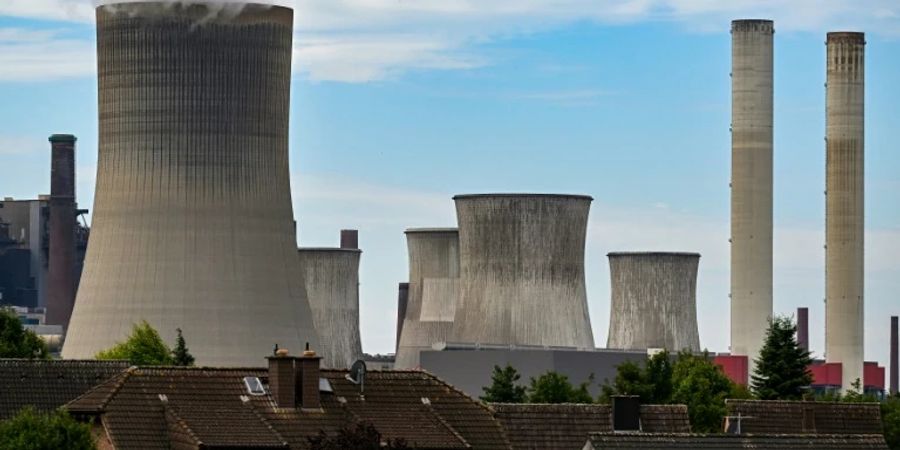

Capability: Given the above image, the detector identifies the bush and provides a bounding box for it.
[0,407,95,450]
[481,364,527,403]
[0,308,49,359]
[95,320,174,365]
[528,371,593,404]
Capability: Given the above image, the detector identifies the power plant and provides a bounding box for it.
[606,252,701,352]
[63,2,321,366]
[298,230,363,368]
[824,31,866,391]
[730,19,774,374]
[451,194,594,349]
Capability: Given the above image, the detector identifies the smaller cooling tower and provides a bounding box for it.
[607,252,701,352]
[298,240,362,369]
[394,228,459,369]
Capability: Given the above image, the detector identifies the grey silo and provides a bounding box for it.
[394,228,459,369]
[606,252,701,352]
[825,31,865,391]
[298,247,363,368]
[730,19,774,372]
[451,194,595,348]
[63,3,321,366]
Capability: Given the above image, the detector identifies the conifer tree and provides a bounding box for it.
[751,315,812,400]
[172,328,195,366]
[480,364,527,403]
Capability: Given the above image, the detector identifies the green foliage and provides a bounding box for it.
[882,395,900,450]
[480,364,527,403]
[670,351,738,433]
[171,328,195,366]
[527,371,593,404]
[307,422,407,450]
[95,321,174,365]
[0,308,49,359]
[840,378,880,403]
[751,315,813,400]
[600,351,673,404]
[0,406,95,450]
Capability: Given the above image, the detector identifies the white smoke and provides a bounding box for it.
[94,0,292,25]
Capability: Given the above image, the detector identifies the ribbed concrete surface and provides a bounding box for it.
[394,228,459,369]
[825,31,865,391]
[730,19,774,372]
[298,248,363,369]
[451,194,595,348]
[63,3,321,366]
[606,252,701,352]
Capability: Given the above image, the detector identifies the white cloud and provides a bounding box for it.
[0,28,94,81]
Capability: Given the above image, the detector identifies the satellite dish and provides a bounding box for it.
[346,360,367,394]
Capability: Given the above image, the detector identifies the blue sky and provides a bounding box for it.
[1,1,898,376]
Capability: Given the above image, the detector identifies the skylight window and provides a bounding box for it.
[243,376,266,396]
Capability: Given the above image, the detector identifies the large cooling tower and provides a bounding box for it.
[606,252,701,352]
[394,228,459,369]
[730,19,774,372]
[298,244,362,369]
[63,3,320,366]
[451,194,595,348]
[825,31,865,391]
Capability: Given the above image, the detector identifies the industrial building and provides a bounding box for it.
[63,3,321,366]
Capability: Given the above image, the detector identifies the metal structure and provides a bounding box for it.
[46,134,77,329]
[394,228,459,369]
[606,252,701,352]
[63,3,320,366]
[451,194,595,349]
[825,31,865,391]
[730,19,774,373]
[797,307,809,352]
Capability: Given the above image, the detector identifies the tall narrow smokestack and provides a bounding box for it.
[891,316,897,395]
[340,229,358,250]
[797,307,809,352]
[730,20,774,375]
[46,134,77,329]
[824,31,865,392]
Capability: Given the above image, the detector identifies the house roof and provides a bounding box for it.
[490,403,691,450]
[584,433,889,449]
[0,359,130,419]
[725,400,883,434]
[66,367,511,450]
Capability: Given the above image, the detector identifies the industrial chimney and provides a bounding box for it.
[606,252,701,352]
[824,31,865,391]
[451,194,595,349]
[63,3,320,365]
[891,316,897,395]
[730,19,774,374]
[797,307,809,352]
[46,134,77,329]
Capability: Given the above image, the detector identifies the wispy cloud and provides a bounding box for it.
[0,27,94,81]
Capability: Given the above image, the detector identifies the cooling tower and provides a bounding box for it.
[63,2,321,366]
[46,134,77,329]
[298,244,362,369]
[394,228,459,369]
[730,19,774,373]
[825,31,865,391]
[451,194,595,348]
[606,252,701,352]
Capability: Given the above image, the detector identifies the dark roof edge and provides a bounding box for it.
[453,193,593,201]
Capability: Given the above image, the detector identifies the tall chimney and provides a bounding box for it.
[824,32,865,392]
[396,282,409,352]
[46,134,77,329]
[797,307,809,352]
[267,349,296,408]
[299,345,322,410]
[340,229,358,250]
[891,316,898,395]
[730,20,774,376]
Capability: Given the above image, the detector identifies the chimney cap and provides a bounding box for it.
[48,134,77,144]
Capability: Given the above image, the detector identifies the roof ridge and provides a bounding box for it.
[241,398,290,447]
[65,365,135,413]
[421,397,471,448]
[164,405,204,447]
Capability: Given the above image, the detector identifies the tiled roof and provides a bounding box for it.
[490,403,691,449]
[585,433,889,449]
[66,367,510,450]
[725,399,883,434]
[0,359,129,419]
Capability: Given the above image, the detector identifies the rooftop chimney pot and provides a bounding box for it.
[340,229,358,249]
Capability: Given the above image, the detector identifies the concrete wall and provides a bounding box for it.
[451,194,595,349]
[298,248,363,369]
[825,31,866,391]
[606,252,701,352]
[394,228,459,368]
[63,3,321,366]
[0,199,49,307]
[730,19,774,373]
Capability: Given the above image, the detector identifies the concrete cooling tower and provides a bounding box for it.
[606,252,701,352]
[298,233,363,369]
[451,194,595,348]
[825,31,865,391]
[730,19,774,371]
[63,3,321,366]
[394,228,459,369]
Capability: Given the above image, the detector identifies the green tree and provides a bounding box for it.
[0,406,95,450]
[480,364,527,403]
[171,328,195,366]
[882,395,900,450]
[599,351,672,404]
[307,422,407,450]
[670,351,739,433]
[95,320,174,365]
[0,308,49,359]
[751,315,812,400]
[528,371,593,404]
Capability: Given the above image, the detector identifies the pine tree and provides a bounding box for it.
[480,364,527,403]
[751,315,812,400]
[172,328,195,366]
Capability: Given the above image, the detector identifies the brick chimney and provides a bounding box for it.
[611,396,641,431]
[340,229,358,250]
[267,348,296,408]
[797,307,809,352]
[299,345,322,410]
